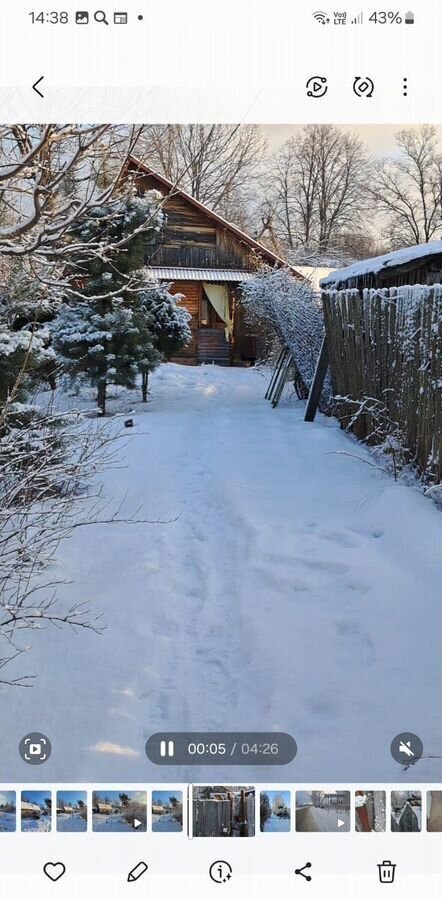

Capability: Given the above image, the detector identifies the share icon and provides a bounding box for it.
[295,862,313,882]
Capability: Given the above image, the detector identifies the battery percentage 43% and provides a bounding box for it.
[369,11,403,23]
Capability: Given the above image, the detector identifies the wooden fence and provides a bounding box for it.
[322,285,442,483]
[193,791,255,837]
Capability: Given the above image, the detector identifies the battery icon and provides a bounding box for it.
[160,739,175,758]
[405,11,415,23]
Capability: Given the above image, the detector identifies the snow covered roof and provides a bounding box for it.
[145,266,257,282]
[320,241,442,288]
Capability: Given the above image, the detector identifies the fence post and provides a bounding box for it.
[304,336,329,422]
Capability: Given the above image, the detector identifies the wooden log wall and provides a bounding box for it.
[323,285,442,483]
[168,280,200,363]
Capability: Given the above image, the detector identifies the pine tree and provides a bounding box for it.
[136,283,191,401]
[52,194,164,414]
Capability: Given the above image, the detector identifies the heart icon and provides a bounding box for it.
[43,862,66,882]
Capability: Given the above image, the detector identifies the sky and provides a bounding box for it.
[93,791,146,804]
[264,124,442,155]
[0,792,15,806]
[57,792,87,806]
[153,791,182,805]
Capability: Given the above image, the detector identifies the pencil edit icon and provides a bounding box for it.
[127,862,148,883]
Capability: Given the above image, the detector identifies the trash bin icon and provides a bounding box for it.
[378,861,396,884]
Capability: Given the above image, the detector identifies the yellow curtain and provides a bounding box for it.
[202,283,233,339]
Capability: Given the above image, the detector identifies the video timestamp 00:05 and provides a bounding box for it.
[145,733,298,766]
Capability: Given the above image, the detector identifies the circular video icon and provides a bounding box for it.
[306,76,328,98]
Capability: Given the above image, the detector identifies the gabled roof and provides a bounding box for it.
[127,155,301,277]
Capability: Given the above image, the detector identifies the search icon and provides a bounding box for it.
[94,10,109,24]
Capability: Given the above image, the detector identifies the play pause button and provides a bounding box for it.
[133,819,142,830]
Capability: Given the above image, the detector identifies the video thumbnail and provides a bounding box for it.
[0,792,16,832]
[296,791,350,832]
[21,792,52,832]
[193,786,255,837]
[92,791,147,832]
[391,791,422,832]
[427,792,442,831]
[355,791,386,832]
[260,791,291,832]
[56,791,88,833]
[152,791,183,832]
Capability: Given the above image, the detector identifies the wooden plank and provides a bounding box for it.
[304,336,330,422]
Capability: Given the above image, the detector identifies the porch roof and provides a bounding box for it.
[145,266,257,282]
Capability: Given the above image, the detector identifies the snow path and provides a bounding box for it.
[3,363,442,783]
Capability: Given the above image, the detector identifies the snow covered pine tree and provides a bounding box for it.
[52,194,191,412]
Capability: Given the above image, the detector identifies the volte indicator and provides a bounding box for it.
[146,732,297,765]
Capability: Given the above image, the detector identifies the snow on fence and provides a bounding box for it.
[322,285,442,483]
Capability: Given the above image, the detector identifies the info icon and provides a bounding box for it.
[19,732,52,765]
[390,732,423,766]
[209,861,233,884]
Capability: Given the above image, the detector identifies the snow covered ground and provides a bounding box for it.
[4,363,442,783]
[21,815,51,833]
[152,812,183,832]
[56,813,87,833]
[296,805,350,832]
[262,813,290,833]
[92,813,144,832]
[0,812,16,832]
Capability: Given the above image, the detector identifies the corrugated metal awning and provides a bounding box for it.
[145,266,256,282]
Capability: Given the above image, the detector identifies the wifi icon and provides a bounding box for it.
[313,10,330,24]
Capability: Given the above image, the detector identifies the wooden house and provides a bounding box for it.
[128,157,300,365]
[320,241,442,292]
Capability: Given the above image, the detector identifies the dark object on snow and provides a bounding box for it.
[124,418,134,428]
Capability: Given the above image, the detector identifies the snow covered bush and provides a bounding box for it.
[240,267,329,402]
[0,264,60,404]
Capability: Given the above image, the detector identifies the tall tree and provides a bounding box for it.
[261,125,369,258]
[370,126,442,246]
[140,124,266,225]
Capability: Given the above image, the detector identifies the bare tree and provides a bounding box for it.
[370,126,442,247]
[0,124,153,262]
[139,124,266,224]
[261,125,370,258]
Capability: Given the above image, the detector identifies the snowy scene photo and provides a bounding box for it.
[296,791,351,832]
[21,792,52,833]
[193,786,255,837]
[0,124,441,785]
[391,791,422,832]
[92,791,147,832]
[56,791,87,833]
[0,792,16,832]
[152,790,183,832]
[260,791,291,832]
[355,791,386,832]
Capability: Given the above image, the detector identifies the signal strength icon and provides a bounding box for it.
[313,10,331,24]
[351,12,364,23]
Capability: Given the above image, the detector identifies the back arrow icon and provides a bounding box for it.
[33,76,44,98]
